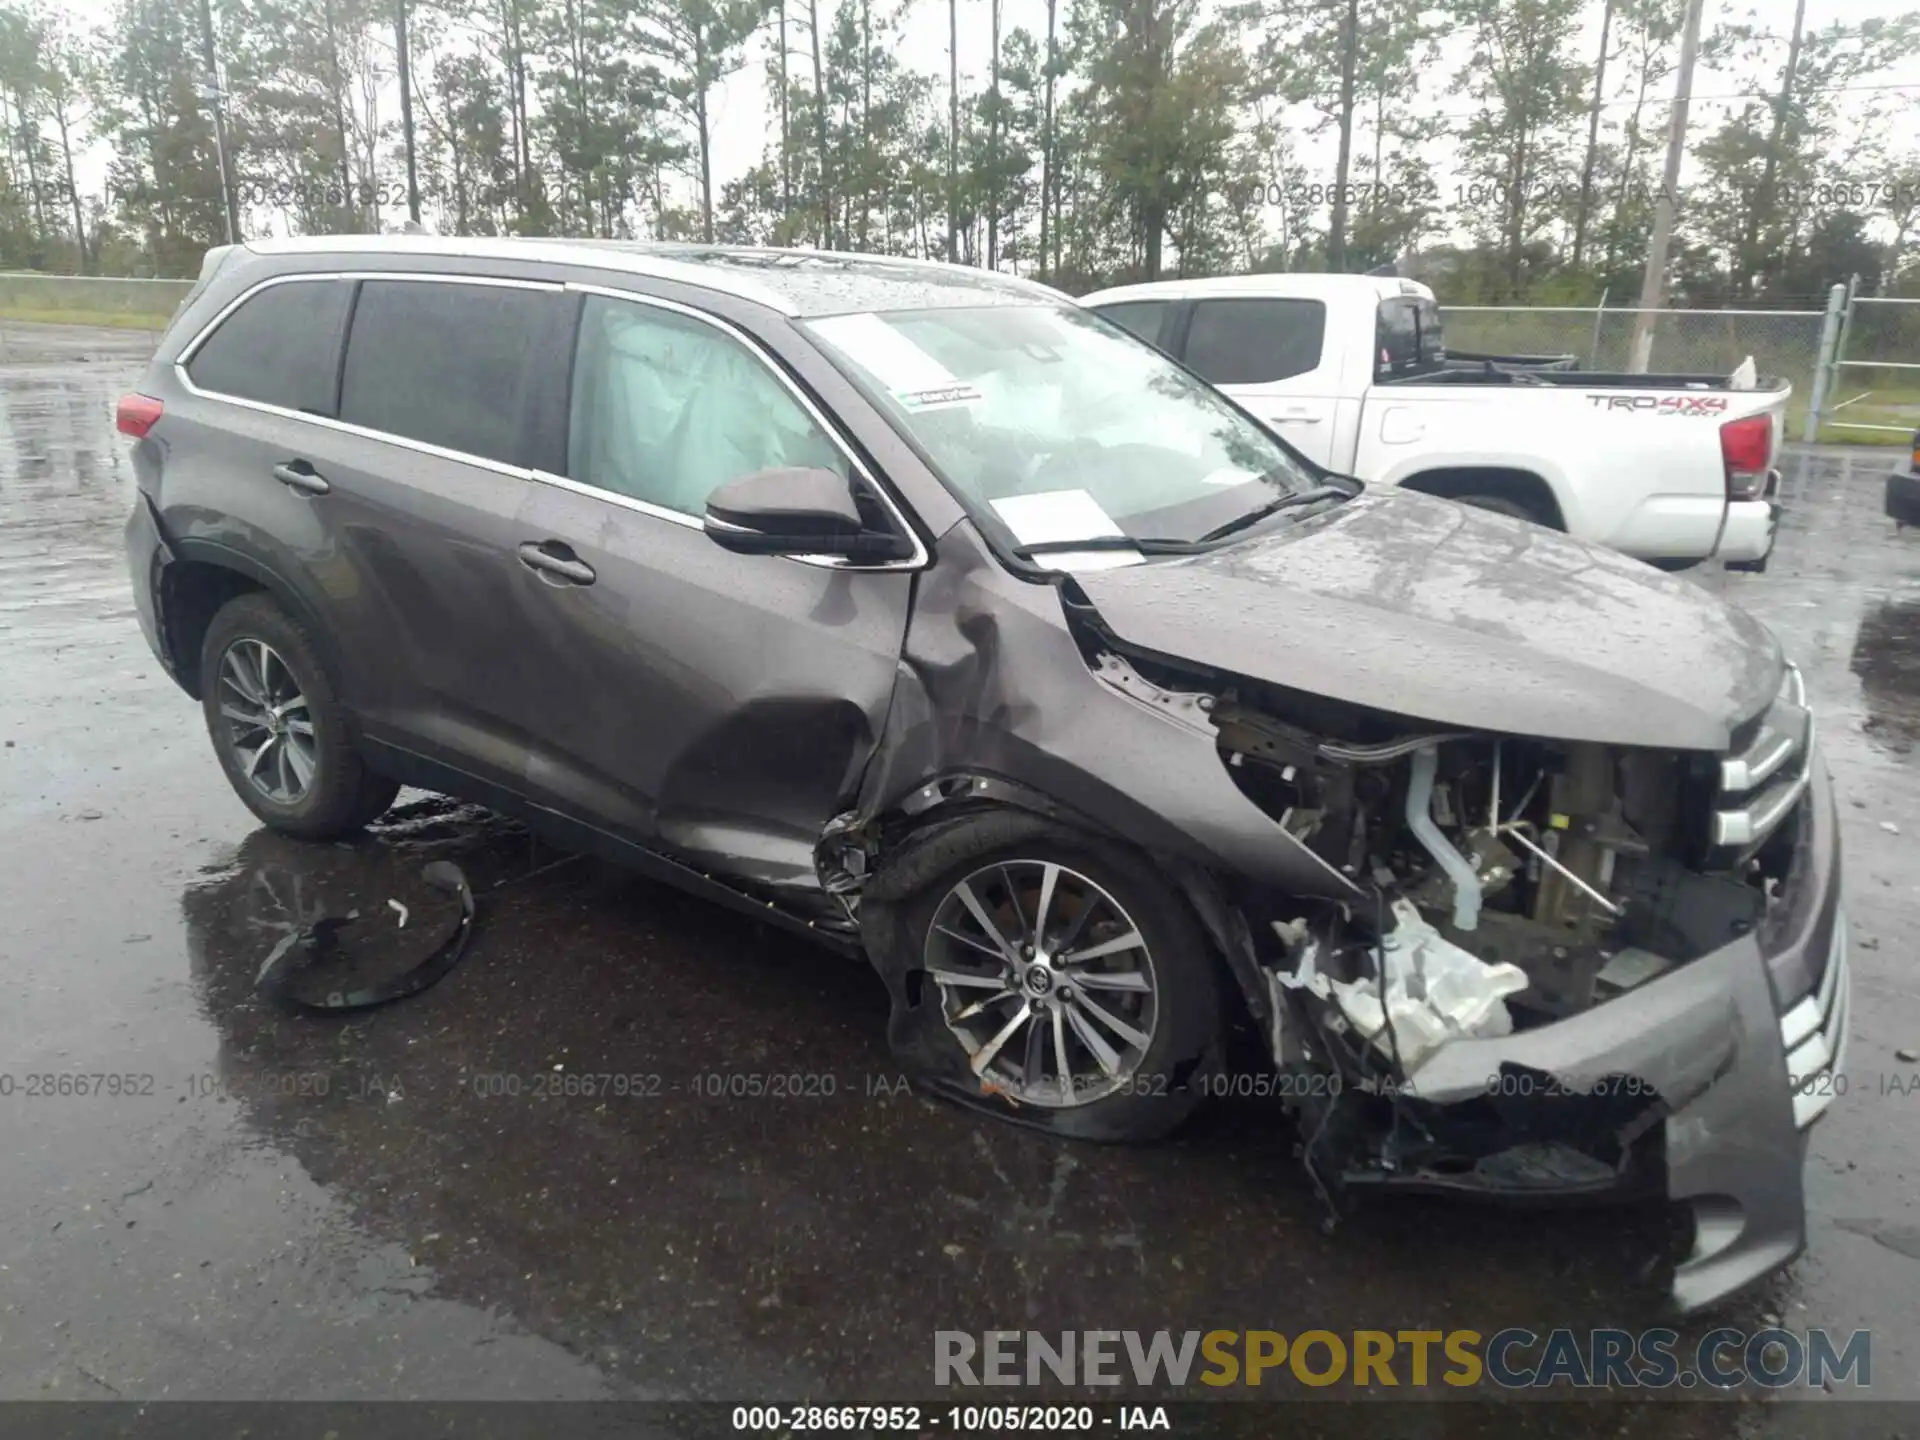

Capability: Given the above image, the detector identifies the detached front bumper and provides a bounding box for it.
[1402,760,1843,1314]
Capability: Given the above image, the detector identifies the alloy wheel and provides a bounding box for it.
[924,859,1159,1107]
[216,638,317,804]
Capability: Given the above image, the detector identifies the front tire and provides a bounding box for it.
[881,814,1224,1141]
[199,593,398,840]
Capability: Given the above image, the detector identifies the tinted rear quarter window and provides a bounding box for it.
[1183,299,1326,384]
[338,279,554,466]
[1096,300,1172,350]
[184,278,353,415]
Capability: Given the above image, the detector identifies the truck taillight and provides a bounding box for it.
[116,393,164,438]
[1720,413,1772,501]
[1910,428,1919,473]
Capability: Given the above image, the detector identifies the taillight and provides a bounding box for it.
[1910,428,1919,473]
[116,393,164,439]
[1720,413,1772,501]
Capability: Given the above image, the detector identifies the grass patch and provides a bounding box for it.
[1815,386,1920,446]
[0,306,170,331]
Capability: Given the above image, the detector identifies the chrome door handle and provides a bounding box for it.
[271,462,330,495]
[517,542,596,586]
[1271,412,1323,426]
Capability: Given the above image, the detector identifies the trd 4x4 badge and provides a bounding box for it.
[1587,393,1731,414]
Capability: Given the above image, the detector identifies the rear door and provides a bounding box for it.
[296,274,573,780]
[1177,297,1342,468]
[168,272,360,679]
[487,287,917,881]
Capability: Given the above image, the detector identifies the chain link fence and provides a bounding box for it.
[0,272,191,330]
[1824,293,1920,438]
[1439,304,1825,396]
[0,272,1867,441]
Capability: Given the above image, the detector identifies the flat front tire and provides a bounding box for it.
[199,593,397,840]
[885,814,1224,1141]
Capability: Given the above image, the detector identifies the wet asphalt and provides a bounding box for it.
[1,322,1917,1428]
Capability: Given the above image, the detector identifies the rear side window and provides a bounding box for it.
[1096,300,1173,350]
[338,279,554,466]
[1377,297,1446,378]
[1183,299,1326,384]
[184,278,352,415]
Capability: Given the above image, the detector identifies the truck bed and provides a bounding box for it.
[1388,365,1787,391]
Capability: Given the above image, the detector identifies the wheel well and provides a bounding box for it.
[864,797,1270,1027]
[1397,467,1565,529]
[160,562,263,698]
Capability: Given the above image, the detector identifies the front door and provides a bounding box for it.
[496,290,916,885]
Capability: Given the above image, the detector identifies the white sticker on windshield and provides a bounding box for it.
[810,312,981,411]
[989,489,1126,547]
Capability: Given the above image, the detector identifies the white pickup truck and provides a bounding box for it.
[1080,273,1789,570]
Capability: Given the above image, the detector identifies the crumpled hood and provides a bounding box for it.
[1074,489,1784,751]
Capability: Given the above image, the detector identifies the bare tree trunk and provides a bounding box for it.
[779,0,791,217]
[1038,0,1057,279]
[396,0,421,222]
[54,99,86,271]
[14,92,49,241]
[987,42,1002,264]
[808,0,831,247]
[321,0,357,227]
[947,0,959,262]
[1738,0,1807,299]
[503,0,531,222]
[859,0,870,246]
[1571,0,1614,271]
[1327,0,1358,270]
[696,23,713,241]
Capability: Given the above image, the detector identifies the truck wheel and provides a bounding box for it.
[199,593,399,840]
[874,812,1223,1141]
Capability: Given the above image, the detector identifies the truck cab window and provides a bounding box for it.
[1183,299,1326,385]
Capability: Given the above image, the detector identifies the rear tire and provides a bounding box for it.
[199,593,397,840]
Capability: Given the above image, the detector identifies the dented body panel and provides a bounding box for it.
[1074,490,1785,750]
[127,239,1842,1318]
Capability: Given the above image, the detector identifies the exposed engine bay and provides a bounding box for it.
[1093,643,1803,1200]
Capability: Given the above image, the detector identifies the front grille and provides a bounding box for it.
[1780,909,1850,1128]
[1713,664,1812,853]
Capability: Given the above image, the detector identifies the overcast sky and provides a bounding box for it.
[698,0,1917,218]
[63,0,1919,247]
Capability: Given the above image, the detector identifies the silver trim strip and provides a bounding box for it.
[172,271,930,573]
[1712,766,1812,847]
[1721,727,1796,792]
[175,269,562,371]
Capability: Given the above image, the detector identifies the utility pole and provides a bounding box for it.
[1628,0,1704,373]
[396,0,421,222]
[194,0,237,244]
[1327,0,1358,271]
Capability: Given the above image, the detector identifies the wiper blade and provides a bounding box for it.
[1192,484,1352,545]
[1012,535,1199,557]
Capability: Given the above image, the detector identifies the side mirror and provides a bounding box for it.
[703,467,912,562]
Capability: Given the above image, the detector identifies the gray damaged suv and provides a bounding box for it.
[123,237,1845,1312]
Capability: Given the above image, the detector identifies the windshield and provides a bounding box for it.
[802,304,1322,549]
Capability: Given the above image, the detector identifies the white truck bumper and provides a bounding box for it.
[1718,468,1784,571]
